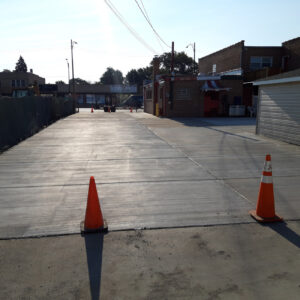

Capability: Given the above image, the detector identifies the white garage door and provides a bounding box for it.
[257,82,300,145]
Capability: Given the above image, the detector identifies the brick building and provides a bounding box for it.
[144,74,243,117]
[0,70,45,97]
[198,37,300,109]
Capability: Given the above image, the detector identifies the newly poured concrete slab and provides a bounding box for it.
[0,111,299,238]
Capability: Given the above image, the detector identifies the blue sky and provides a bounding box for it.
[1,0,299,83]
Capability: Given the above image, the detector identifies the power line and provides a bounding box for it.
[138,0,165,52]
[134,0,171,49]
[104,0,158,55]
[140,0,151,23]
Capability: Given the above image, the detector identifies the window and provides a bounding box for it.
[212,64,217,74]
[250,56,273,70]
[175,88,190,100]
[12,79,26,87]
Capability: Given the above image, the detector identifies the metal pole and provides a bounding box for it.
[186,42,196,75]
[71,39,75,113]
[66,58,70,94]
[170,41,174,110]
[194,42,196,75]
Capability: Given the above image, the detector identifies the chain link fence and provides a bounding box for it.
[0,96,74,151]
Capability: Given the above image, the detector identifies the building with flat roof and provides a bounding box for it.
[0,70,45,97]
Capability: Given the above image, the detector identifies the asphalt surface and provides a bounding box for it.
[1,109,300,299]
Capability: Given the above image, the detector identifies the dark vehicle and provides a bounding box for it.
[104,105,116,112]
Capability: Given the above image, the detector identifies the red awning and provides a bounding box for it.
[201,80,231,92]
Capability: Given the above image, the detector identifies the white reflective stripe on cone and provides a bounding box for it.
[261,175,273,184]
[263,161,272,172]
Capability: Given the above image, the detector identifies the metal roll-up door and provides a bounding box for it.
[257,82,300,145]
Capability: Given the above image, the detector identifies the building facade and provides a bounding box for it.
[0,70,45,97]
[144,75,243,117]
[44,83,138,108]
[198,37,300,109]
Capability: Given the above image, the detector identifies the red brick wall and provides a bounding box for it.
[198,41,244,74]
[282,37,300,71]
[242,46,283,73]
[164,80,204,117]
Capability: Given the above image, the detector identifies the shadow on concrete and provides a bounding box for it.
[171,118,258,141]
[84,233,104,300]
[171,117,256,127]
[268,222,300,249]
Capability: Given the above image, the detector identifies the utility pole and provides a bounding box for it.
[65,58,70,94]
[171,41,175,75]
[71,39,77,113]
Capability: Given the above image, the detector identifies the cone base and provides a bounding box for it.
[249,210,283,223]
[80,220,108,234]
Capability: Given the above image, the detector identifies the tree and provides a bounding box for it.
[125,67,152,86]
[55,80,66,85]
[15,56,28,72]
[100,67,124,84]
[152,51,197,75]
[69,78,90,85]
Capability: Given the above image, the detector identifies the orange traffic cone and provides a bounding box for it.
[91,106,94,113]
[130,107,133,113]
[81,176,108,233]
[249,154,283,223]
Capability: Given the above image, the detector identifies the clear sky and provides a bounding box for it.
[1,0,299,83]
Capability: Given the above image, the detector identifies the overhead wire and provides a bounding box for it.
[137,0,164,51]
[134,0,171,49]
[104,0,158,55]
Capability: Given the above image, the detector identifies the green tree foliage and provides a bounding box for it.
[15,56,28,72]
[55,80,66,85]
[152,51,197,75]
[69,78,90,85]
[100,67,124,84]
[125,67,152,86]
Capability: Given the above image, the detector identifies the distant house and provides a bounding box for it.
[0,70,45,97]
[253,68,300,145]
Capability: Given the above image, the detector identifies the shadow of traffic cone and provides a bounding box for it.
[91,106,94,113]
[81,176,108,233]
[249,154,283,223]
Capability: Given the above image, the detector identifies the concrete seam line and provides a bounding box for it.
[2,219,300,240]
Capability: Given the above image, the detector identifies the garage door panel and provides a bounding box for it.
[257,83,300,145]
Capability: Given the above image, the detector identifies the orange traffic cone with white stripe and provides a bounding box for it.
[249,154,283,223]
[81,176,108,233]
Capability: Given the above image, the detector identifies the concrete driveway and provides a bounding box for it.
[0,109,300,299]
[0,110,299,238]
